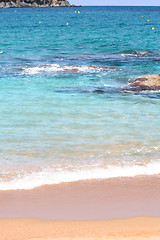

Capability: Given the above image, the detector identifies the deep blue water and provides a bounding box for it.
[1,6,160,189]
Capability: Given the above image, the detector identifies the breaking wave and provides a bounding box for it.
[22,64,118,75]
[1,160,160,190]
[120,50,160,58]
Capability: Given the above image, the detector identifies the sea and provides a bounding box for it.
[0,6,160,190]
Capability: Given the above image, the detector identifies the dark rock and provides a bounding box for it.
[0,0,74,8]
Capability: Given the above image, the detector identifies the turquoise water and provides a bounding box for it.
[1,6,160,190]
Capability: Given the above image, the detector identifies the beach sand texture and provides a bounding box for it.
[1,177,160,240]
[0,217,160,240]
[0,176,160,220]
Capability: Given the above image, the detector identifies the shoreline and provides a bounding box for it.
[0,0,80,8]
[0,0,82,8]
[0,175,160,220]
[0,217,160,240]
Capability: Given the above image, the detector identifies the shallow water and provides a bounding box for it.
[1,6,160,190]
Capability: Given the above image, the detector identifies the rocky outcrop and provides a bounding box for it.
[88,65,119,70]
[0,0,72,8]
[123,74,160,91]
[63,65,119,72]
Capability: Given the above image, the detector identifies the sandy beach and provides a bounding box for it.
[0,176,160,220]
[0,176,160,239]
[0,217,160,240]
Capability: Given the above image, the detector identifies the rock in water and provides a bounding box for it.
[0,0,73,8]
[123,74,160,91]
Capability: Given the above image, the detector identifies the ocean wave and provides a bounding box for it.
[58,51,160,62]
[22,64,118,75]
[0,51,3,54]
[0,160,160,190]
[120,50,159,58]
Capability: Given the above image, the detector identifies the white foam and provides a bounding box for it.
[0,160,160,190]
[0,51,3,54]
[121,51,149,57]
[22,64,111,75]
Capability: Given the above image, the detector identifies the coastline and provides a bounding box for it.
[1,217,160,240]
[1,177,160,240]
[0,175,160,220]
[0,0,79,8]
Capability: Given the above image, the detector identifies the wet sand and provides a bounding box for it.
[0,175,160,219]
[0,217,160,240]
[1,176,160,240]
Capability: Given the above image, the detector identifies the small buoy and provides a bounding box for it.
[75,11,77,13]
[37,14,38,16]
[39,21,41,24]
[66,22,69,25]
[14,10,16,12]
[147,19,149,22]
[152,27,155,30]
[141,16,143,17]
[78,11,80,13]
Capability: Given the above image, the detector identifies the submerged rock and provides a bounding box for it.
[123,74,160,91]
[88,65,119,70]
[0,0,73,8]
[59,65,119,73]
